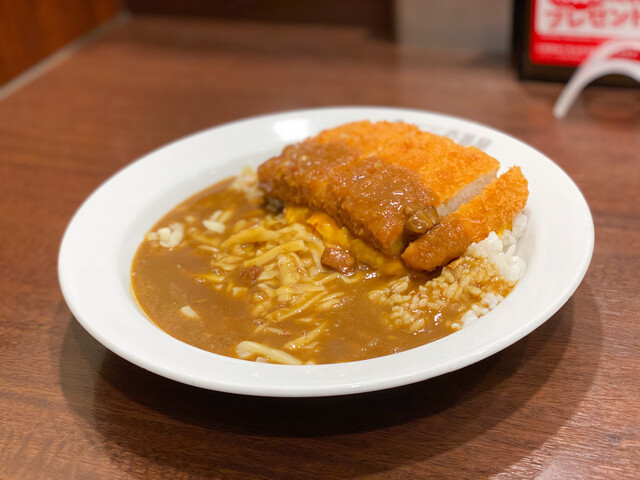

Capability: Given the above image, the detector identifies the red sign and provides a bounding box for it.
[530,0,640,66]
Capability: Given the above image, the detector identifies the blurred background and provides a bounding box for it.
[1,3,638,479]
[4,0,637,96]
[0,0,516,87]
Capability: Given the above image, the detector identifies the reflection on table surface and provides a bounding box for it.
[0,14,638,480]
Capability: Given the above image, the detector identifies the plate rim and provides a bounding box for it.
[58,106,595,397]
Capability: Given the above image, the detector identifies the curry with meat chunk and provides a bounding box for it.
[131,169,517,365]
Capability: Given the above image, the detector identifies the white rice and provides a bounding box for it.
[461,212,528,326]
[467,212,527,282]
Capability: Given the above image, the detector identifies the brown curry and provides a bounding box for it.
[131,169,514,365]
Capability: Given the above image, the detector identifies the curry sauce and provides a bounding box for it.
[131,170,516,365]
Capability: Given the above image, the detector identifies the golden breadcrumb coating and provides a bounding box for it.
[258,121,503,256]
[402,167,529,271]
[311,121,500,205]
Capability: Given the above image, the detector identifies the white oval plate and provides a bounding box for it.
[58,107,594,397]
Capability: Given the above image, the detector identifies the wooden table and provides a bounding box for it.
[1,16,638,479]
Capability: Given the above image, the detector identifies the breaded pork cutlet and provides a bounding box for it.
[258,121,500,256]
[259,142,435,254]
[325,156,438,254]
[311,121,500,217]
[402,167,529,271]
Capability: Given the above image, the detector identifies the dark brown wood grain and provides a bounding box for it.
[125,0,394,38]
[0,15,639,479]
[0,0,122,84]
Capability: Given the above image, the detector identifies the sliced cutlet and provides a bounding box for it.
[259,142,438,255]
[311,121,500,216]
[259,121,506,259]
[326,157,438,255]
[402,167,529,272]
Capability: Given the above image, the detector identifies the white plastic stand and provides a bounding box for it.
[553,39,640,119]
